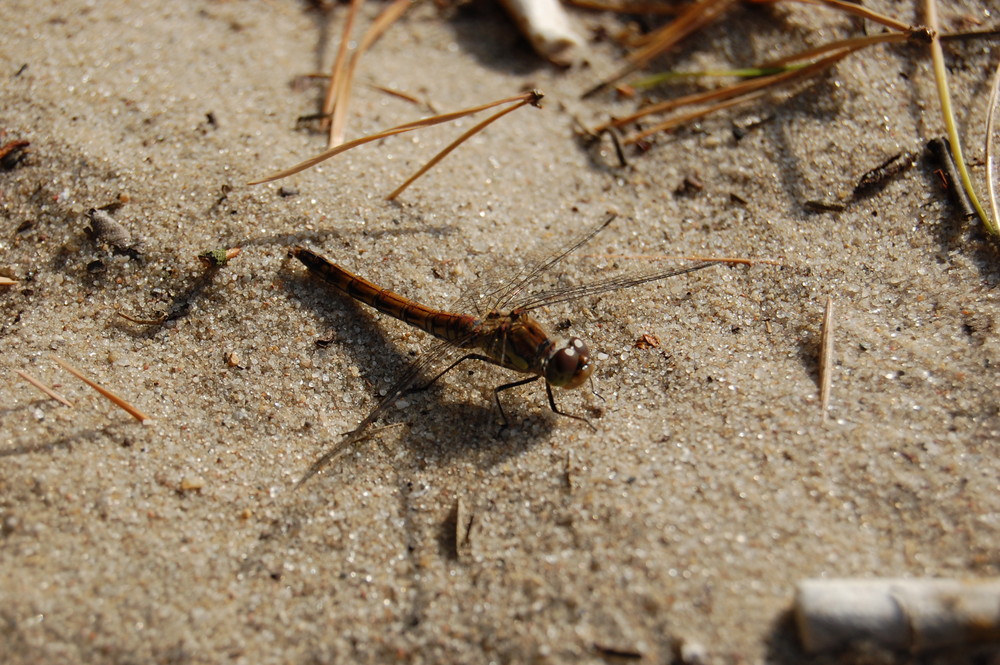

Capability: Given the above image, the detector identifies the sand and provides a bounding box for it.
[2,0,998,663]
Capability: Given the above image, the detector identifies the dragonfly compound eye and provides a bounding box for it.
[545,338,593,389]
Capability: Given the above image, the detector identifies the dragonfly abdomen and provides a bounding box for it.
[292,247,477,343]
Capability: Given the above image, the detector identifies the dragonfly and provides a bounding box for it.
[291,213,716,485]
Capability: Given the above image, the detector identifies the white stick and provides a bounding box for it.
[795,578,1000,653]
[498,0,584,66]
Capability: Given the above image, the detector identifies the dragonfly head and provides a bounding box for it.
[545,338,593,389]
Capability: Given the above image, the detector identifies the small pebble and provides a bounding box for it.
[179,476,205,492]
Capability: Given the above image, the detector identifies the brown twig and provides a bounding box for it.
[15,370,74,407]
[50,355,151,423]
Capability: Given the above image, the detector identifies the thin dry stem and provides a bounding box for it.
[323,0,364,147]
[50,354,151,423]
[386,98,534,200]
[250,91,540,185]
[926,0,996,235]
[0,276,17,286]
[16,370,74,407]
[819,297,834,419]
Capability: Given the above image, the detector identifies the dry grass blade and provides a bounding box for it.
[630,65,806,90]
[330,0,412,147]
[583,0,739,98]
[250,91,541,185]
[50,354,151,423]
[819,297,834,419]
[16,369,74,407]
[985,53,1000,228]
[323,0,364,147]
[926,0,996,236]
[386,97,535,200]
[0,276,17,286]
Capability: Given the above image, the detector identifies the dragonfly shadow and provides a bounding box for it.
[0,423,123,459]
[282,261,557,475]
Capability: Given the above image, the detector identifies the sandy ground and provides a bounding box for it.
[2,1,999,663]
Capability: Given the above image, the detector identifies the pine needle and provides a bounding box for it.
[322,0,364,147]
[368,83,427,108]
[583,0,739,98]
[386,96,536,200]
[50,354,151,423]
[625,88,772,143]
[755,0,913,33]
[819,297,834,419]
[598,48,854,138]
[926,0,996,236]
[763,30,914,68]
[250,91,542,185]
[15,369,74,407]
[329,0,413,147]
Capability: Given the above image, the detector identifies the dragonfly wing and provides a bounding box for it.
[493,213,617,311]
[514,262,717,312]
[445,214,619,318]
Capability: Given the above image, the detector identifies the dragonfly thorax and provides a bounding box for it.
[544,337,593,390]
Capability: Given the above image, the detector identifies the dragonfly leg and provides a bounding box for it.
[545,382,597,431]
[588,375,605,402]
[493,375,541,434]
[490,377,597,434]
[406,354,494,394]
